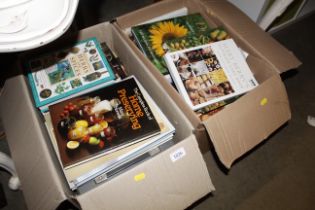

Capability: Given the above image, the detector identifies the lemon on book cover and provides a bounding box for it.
[49,77,161,168]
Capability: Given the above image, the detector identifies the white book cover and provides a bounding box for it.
[164,39,258,111]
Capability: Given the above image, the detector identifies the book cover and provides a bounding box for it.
[164,28,230,52]
[27,37,116,109]
[131,13,214,75]
[100,42,128,80]
[164,39,258,111]
[44,77,175,189]
[48,76,161,168]
[195,95,241,121]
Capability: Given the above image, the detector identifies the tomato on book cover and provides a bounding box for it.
[49,77,161,168]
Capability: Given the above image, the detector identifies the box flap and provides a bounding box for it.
[0,75,70,210]
[203,74,291,168]
[115,0,187,29]
[201,0,301,73]
[76,134,214,210]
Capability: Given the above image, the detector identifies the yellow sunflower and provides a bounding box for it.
[149,21,188,56]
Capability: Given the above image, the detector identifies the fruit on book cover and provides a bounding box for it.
[49,78,160,167]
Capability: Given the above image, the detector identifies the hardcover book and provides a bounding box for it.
[48,76,161,169]
[27,37,116,111]
[44,76,175,190]
[164,39,259,111]
[100,42,128,80]
[131,13,214,76]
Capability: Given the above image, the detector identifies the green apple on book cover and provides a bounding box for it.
[48,76,161,168]
[27,37,116,110]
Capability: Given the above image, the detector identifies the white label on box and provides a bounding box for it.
[170,147,186,162]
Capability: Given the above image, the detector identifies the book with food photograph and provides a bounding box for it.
[131,13,214,76]
[164,39,258,111]
[48,76,161,169]
[44,77,175,190]
[27,37,116,111]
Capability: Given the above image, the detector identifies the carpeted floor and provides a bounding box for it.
[0,1,315,210]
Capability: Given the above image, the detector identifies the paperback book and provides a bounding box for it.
[164,39,258,111]
[27,37,116,111]
[48,76,161,169]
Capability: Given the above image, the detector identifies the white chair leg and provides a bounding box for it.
[0,152,20,190]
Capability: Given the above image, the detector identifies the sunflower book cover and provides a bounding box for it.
[164,39,259,111]
[27,37,116,111]
[48,76,161,169]
[131,13,215,76]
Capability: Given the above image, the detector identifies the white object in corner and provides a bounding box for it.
[258,0,294,30]
[0,152,20,190]
[0,0,79,52]
[228,0,269,22]
[307,115,315,127]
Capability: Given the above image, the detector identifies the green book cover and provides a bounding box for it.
[131,13,214,75]
[165,28,229,51]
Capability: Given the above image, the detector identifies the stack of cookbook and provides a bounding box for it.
[26,37,175,191]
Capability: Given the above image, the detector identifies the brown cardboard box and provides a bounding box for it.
[0,22,214,210]
[0,0,301,209]
[114,0,301,168]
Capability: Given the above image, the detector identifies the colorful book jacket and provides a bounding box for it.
[48,77,161,168]
[131,13,214,75]
[164,39,259,111]
[27,37,116,108]
[100,42,128,80]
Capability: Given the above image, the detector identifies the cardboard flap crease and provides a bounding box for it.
[203,74,291,168]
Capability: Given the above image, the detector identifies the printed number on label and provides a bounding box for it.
[170,147,186,162]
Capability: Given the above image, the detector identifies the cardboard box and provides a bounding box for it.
[0,0,301,209]
[0,22,214,210]
[114,0,301,168]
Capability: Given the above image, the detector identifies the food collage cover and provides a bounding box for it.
[164,39,258,111]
